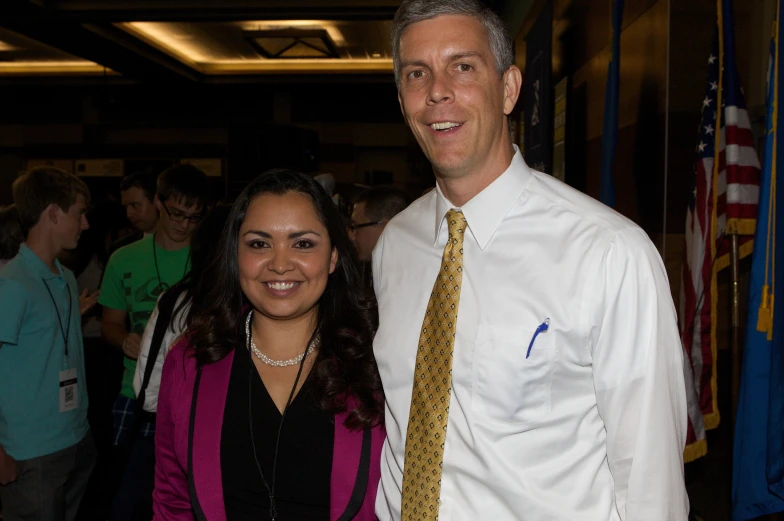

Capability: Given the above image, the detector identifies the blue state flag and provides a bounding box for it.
[731,1,784,519]
[599,0,624,208]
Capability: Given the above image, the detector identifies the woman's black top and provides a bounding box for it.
[221,346,334,521]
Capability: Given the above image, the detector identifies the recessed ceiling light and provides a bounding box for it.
[241,20,346,46]
[243,29,339,59]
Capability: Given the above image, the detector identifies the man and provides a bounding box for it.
[0,166,95,521]
[372,1,689,520]
[111,171,159,253]
[99,163,209,520]
[350,185,412,262]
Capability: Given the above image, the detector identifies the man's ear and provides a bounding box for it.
[502,65,523,116]
[46,203,60,225]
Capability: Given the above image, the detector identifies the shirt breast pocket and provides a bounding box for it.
[472,323,556,424]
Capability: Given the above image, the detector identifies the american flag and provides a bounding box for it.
[679,0,761,463]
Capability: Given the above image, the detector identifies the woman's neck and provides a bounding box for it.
[250,308,319,359]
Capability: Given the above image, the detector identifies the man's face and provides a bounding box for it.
[154,196,203,246]
[121,187,158,234]
[350,202,385,262]
[55,194,89,251]
[397,14,521,182]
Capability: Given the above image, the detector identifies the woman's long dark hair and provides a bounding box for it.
[167,202,232,331]
[187,169,383,429]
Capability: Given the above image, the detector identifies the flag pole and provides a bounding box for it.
[730,233,741,424]
[712,0,725,430]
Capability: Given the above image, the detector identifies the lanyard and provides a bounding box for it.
[246,309,310,521]
[41,278,72,357]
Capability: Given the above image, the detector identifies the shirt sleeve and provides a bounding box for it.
[163,299,189,360]
[134,297,160,402]
[98,253,127,311]
[589,228,689,521]
[0,279,29,346]
[371,229,385,291]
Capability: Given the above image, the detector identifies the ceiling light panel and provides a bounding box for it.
[118,20,392,75]
[0,27,113,75]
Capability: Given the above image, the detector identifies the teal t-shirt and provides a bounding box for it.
[0,244,89,460]
[99,234,190,398]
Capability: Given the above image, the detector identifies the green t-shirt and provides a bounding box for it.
[98,234,190,398]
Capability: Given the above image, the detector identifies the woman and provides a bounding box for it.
[109,203,231,521]
[154,170,385,521]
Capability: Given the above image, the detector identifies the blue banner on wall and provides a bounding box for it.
[524,1,553,174]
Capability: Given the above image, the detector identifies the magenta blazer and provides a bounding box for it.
[153,339,385,521]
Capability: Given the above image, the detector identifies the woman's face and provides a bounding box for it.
[238,191,338,323]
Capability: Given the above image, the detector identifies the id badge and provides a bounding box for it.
[59,368,78,412]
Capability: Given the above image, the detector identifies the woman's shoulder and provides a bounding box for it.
[162,336,199,382]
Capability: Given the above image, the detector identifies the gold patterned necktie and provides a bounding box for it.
[401,209,467,520]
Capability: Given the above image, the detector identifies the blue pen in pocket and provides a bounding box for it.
[526,319,550,358]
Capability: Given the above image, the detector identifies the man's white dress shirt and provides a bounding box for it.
[372,147,688,521]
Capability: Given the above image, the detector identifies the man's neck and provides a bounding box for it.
[25,228,59,274]
[154,228,189,251]
[142,220,158,236]
[435,144,515,207]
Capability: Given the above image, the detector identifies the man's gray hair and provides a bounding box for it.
[392,0,514,86]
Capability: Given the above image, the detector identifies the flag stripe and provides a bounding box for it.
[724,144,764,168]
[724,105,753,127]
[723,124,760,150]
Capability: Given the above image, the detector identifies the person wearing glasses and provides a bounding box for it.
[98,163,210,521]
[349,185,412,263]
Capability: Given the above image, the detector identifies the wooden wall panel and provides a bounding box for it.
[570,0,667,141]
[669,0,717,113]
[556,0,659,76]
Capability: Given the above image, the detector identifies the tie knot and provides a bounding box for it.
[445,209,467,239]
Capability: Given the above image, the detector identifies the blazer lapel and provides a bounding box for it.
[331,410,361,521]
[191,350,234,521]
[331,396,374,521]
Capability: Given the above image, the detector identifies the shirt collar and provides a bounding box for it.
[19,243,64,280]
[433,145,530,250]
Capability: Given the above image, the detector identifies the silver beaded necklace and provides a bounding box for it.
[244,311,320,367]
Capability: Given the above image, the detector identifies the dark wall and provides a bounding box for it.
[0,79,424,205]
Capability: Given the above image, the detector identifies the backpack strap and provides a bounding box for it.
[135,289,182,421]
